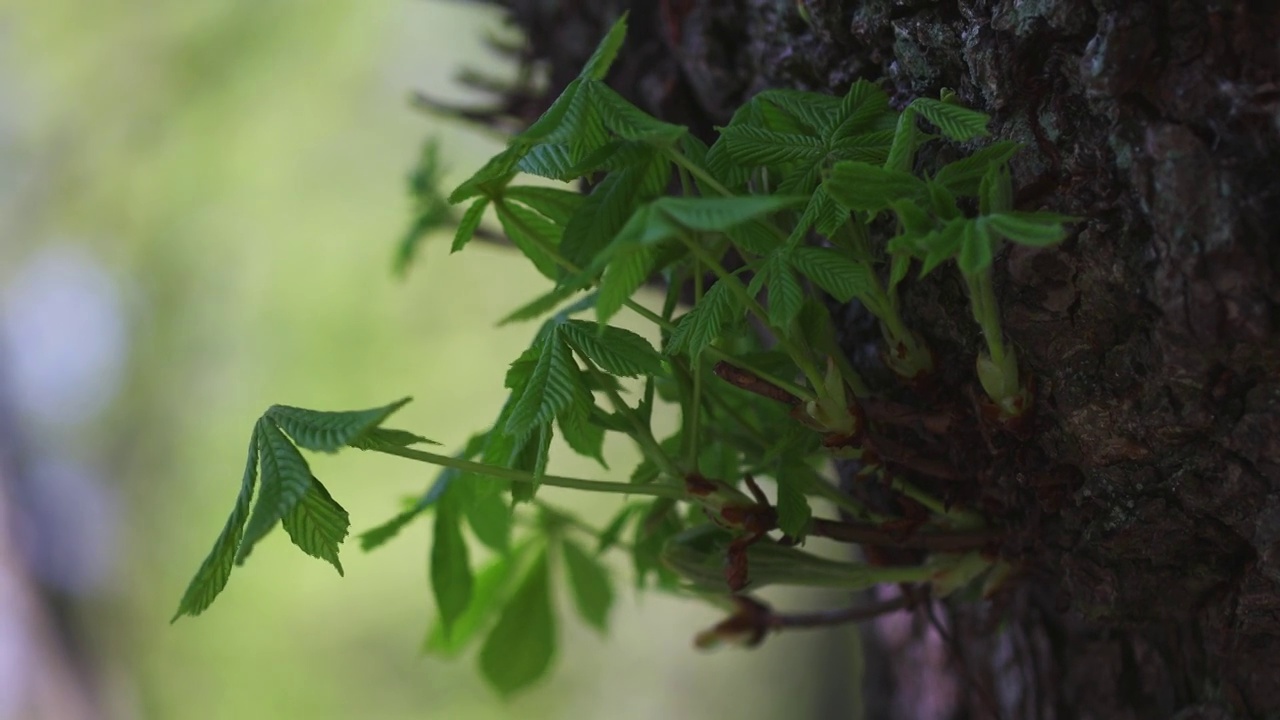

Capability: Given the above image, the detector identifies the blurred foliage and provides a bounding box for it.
[0,1,852,718]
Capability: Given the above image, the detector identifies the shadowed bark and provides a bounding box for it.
[461,1,1280,716]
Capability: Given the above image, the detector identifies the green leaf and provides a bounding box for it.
[825,161,926,212]
[559,147,670,270]
[650,195,803,236]
[747,252,804,329]
[986,212,1076,247]
[358,475,450,551]
[266,398,412,453]
[498,285,585,326]
[172,429,259,620]
[478,549,556,696]
[502,186,585,226]
[237,419,314,563]
[666,275,743,358]
[346,427,439,451]
[561,539,614,632]
[918,218,967,277]
[716,126,826,167]
[789,247,874,302]
[281,475,349,574]
[831,80,892,141]
[587,82,687,145]
[884,108,920,173]
[432,490,473,636]
[933,141,1021,196]
[774,475,812,538]
[827,129,896,164]
[909,97,990,141]
[958,218,995,275]
[495,200,563,280]
[425,543,532,657]
[560,319,664,377]
[580,13,628,80]
[594,244,658,325]
[449,144,520,204]
[460,482,513,553]
[979,161,1013,216]
[597,504,639,554]
[754,88,842,134]
[450,197,489,253]
[558,404,608,468]
[505,329,588,440]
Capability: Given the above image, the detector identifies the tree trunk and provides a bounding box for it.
[472,1,1280,716]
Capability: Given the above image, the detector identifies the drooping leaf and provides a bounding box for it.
[559,147,670,270]
[597,503,640,554]
[957,218,995,275]
[909,97,990,141]
[425,542,533,657]
[986,212,1076,247]
[825,161,926,212]
[237,419,314,563]
[431,490,473,637]
[172,429,259,620]
[665,275,743,358]
[498,285,586,326]
[358,474,450,551]
[561,539,614,632]
[560,319,664,377]
[932,141,1021,196]
[505,329,588,440]
[459,485,512,555]
[774,474,812,538]
[884,108,921,174]
[979,161,1013,216]
[281,475,350,574]
[501,186,585,226]
[594,244,658,325]
[495,200,564,280]
[747,252,804,329]
[789,247,874,303]
[449,144,520,204]
[450,197,489,254]
[557,403,608,468]
[587,82,687,145]
[266,398,412,453]
[346,427,439,451]
[478,549,556,697]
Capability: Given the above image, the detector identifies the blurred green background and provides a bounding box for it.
[0,1,860,718]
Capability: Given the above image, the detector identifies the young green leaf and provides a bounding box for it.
[281,476,350,574]
[747,252,804,330]
[172,430,259,620]
[266,398,413,453]
[498,285,586,326]
[716,126,826,167]
[594,244,658,325]
[774,475,812,538]
[884,108,921,174]
[831,79,892,140]
[979,161,1013,216]
[789,247,874,303]
[505,329,588,440]
[825,161,926,212]
[909,97,990,141]
[558,404,608,468]
[346,426,439,451]
[754,88,842,135]
[587,82,687,145]
[932,141,1021,196]
[432,490,473,637]
[559,147,670,270]
[425,542,532,657]
[561,538,614,632]
[597,503,640,554]
[461,479,513,552]
[502,186,585,226]
[579,13,629,81]
[560,319,664,377]
[958,218,995,275]
[237,419,314,563]
[449,144,520,204]
[665,275,744,358]
[358,474,450,551]
[495,200,564,280]
[450,197,489,253]
[478,549,556,696]
[985,212,1076,246]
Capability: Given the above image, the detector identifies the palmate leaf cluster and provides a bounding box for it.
[177,13,1077,698]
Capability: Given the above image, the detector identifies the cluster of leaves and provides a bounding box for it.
[176,13,1075,697]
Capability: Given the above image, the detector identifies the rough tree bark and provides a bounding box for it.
[462,1,1280,717]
